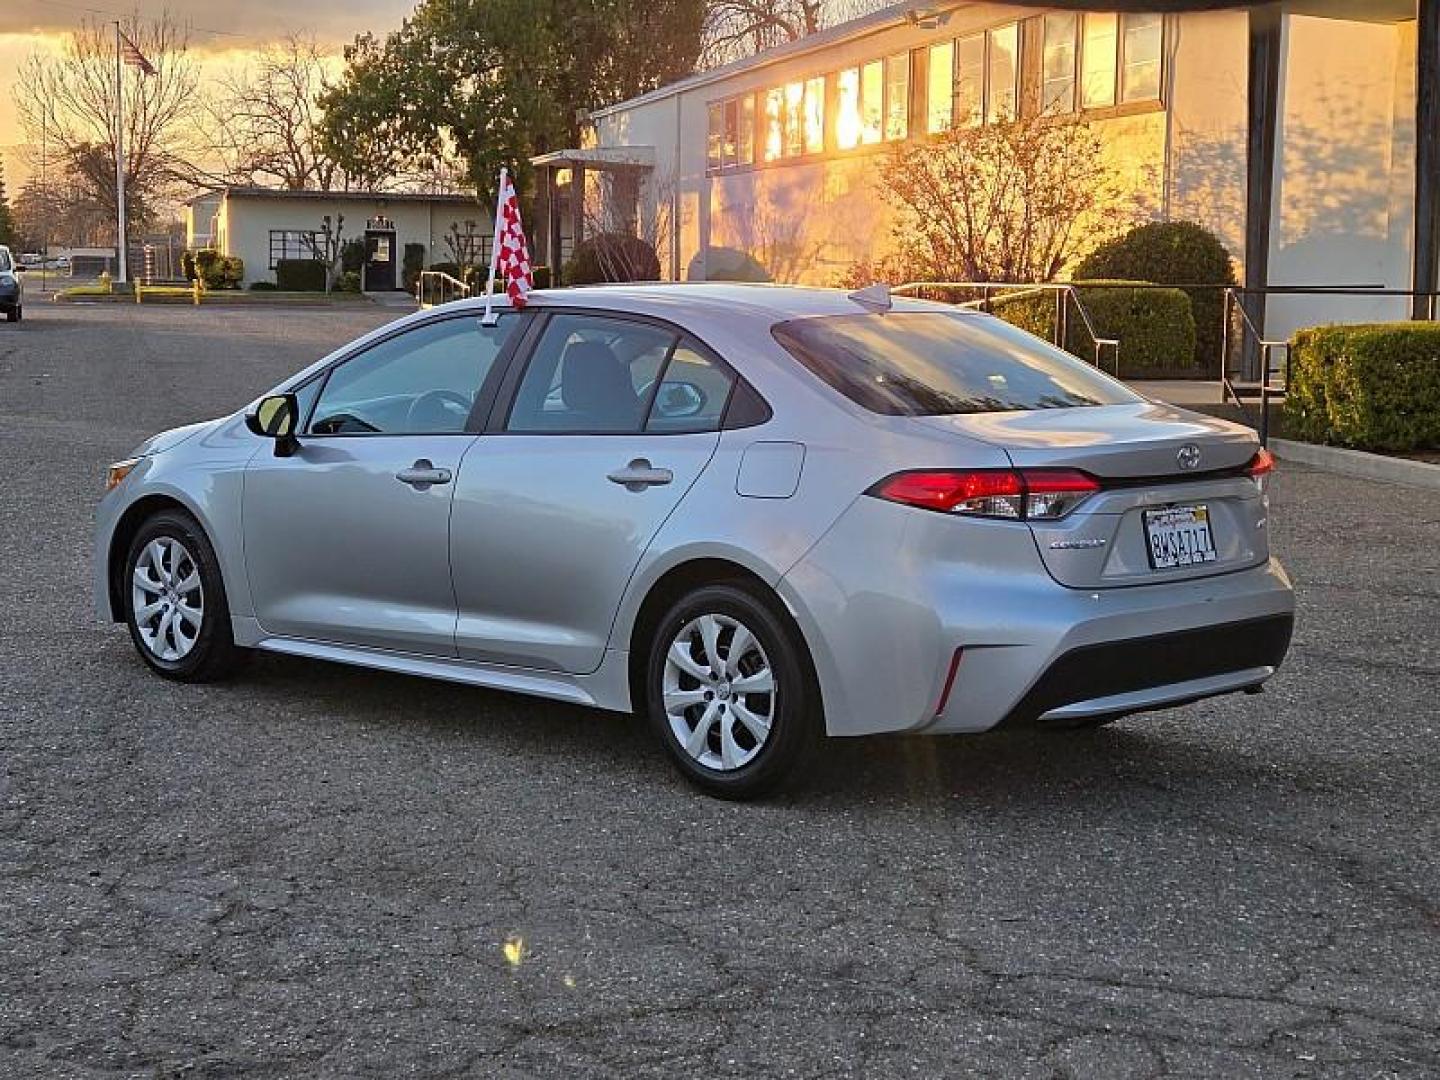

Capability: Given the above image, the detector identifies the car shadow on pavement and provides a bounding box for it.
[228,650,1319,813]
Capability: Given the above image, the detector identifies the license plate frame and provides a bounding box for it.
[1143,504,1218,570]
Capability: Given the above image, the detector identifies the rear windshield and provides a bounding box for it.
[771,312,1139,416]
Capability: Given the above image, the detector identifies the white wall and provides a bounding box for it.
[221,196,489,287]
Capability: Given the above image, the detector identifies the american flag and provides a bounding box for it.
[493,170,533,308]
[119,31,156,76]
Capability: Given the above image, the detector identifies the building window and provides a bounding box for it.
[927,41,953,134]
[805,75,825,154]
[1042,12,1078,114]
[1081,13,1119,108]
[707,102,723,171]
[860,59,883,144]
[884,53,909,140]
[783,80,805,156]
[1121,13,1163,102]
[838,66,863,148]
[722,99,739,167]
[764,87,784,162]
[954,33,985,129]
[269,230,322,268]
[738,95,755,166]
[986,23,1019,124]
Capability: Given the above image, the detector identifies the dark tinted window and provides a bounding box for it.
[771,312,1139,416]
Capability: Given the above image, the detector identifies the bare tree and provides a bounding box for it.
[199,35,342,191]
[305,213,347,293]
[702,0,823,65]
[14,14,199,239]
[875,114,1128,284]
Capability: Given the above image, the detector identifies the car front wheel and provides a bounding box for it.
[122,510,243,682]
[645,583,820,799]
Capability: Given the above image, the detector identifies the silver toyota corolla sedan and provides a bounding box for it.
[95,284,1294,797]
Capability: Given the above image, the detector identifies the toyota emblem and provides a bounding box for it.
[1176,443,1202,471]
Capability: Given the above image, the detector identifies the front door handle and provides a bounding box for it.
[395,459,453,490]
[607,458,673,491]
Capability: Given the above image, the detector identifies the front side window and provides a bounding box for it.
[309,315,517,435]
[506,315,676,434]
[771,312,1139,417]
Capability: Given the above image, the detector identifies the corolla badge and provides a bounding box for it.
[1176,443,1203,471]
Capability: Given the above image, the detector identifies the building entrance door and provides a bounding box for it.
[363,226,397,291]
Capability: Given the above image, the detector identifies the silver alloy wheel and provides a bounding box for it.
[131,537,204,662]
[663,613,776,771]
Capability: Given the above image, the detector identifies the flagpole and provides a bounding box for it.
[480,167,507,326]
[113,22,128,285]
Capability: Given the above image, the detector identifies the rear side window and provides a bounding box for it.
[771,312,1140,416]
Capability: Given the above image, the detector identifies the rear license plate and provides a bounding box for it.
[1143,505,1217,570]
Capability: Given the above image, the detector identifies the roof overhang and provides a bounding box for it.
[529,147,656,170]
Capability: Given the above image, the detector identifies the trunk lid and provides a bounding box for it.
[914,403,1270,589]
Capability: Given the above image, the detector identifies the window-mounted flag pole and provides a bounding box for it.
[481,167,534,326]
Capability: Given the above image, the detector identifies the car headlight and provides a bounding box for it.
[105,458,141,491]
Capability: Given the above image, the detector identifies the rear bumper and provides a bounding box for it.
[997,613,1293,727]
[777,496,1295,737]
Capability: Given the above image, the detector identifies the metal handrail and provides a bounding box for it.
[893,281,1121,376]
[1221,288,1296,447]
[417,270,472,309]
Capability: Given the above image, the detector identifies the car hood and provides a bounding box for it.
[127,418,223,459]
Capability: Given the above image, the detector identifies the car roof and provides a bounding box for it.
[446,282,962,322]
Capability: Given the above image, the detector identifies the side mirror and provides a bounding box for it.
[13,264,25,274]
[654,381,707,420]
[245,392,301,456]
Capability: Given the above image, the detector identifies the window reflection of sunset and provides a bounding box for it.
[837,68,862,150]
[764,87,784,161]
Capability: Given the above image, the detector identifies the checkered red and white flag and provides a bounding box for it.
[493,169,532,308]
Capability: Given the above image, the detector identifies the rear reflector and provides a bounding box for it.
[869,468,1100,521]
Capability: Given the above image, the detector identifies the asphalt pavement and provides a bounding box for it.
[1,301,1437,1078]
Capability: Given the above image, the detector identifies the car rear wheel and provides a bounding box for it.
[122,509,243,682]
[645,583,820,799]
[4,307,16,323]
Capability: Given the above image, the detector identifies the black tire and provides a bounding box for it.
[121,509,244,682]
[3,308,16,323]
[645,583,821,799]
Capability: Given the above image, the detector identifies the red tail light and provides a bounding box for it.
[869,469,1100,521]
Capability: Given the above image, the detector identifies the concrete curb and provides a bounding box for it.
[1270,438,1440,491]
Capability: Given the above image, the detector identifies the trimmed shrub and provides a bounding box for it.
[341,238,365,276]
[564,233,660,285]
[193,249,228,289]
[276,259,328,292]
[531,265,552,290]
[1075,221,1236,369]
[990,280,1197,375]
[222,256,244,289]
[338,270,362,293]
[402,243,426,292]
[1284,323,1440,451]
[249,281,277,291]
[180,250,197,282]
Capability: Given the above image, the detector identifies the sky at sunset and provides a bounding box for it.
[1,0,416,190]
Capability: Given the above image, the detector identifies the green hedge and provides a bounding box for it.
[276,259,328,292]
[1285,324,1440,451]
[193,249,242,289]
[1075,221,1235,369]
[402,243,426,292]
[989,280,1196,375]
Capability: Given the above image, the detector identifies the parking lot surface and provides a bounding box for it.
[2,302,1438,1078]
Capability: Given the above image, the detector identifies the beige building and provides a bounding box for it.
[185,188,489,290]
[542,0,1433,351]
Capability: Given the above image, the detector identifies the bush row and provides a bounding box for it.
[187,249,243,290]
[1284,324,1440,451]
[988,280,1197,376]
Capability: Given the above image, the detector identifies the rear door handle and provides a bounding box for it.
[607,458,673,491]
[395,459,453,490]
